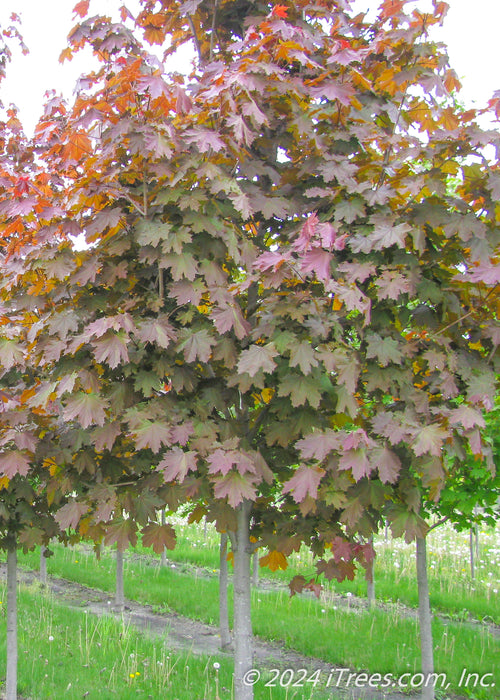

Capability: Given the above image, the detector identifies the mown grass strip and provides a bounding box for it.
[14,544,500,699]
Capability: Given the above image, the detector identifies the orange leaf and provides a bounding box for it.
[272,5,288,18]
[63,132,92,161]
[73,0,90,18]
[260,550,288,572]
[59,47,74,63]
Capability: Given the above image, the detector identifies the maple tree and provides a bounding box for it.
[1,1,500,699]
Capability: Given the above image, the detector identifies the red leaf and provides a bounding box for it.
[282,465,325,503]
[372,446,401,483]
[237,344,278,377]
[55,501,89,531]
[412,424,448,457]
[0,451,30,479]
[104,519,138,551]
[63,392,108,429]
[159,448,198,481]
[338,448,372,481]
[132,420,172,452]
[296,430,342,461]
[212,472,258,508]
[91,331,129,369]
[141,523,176,554]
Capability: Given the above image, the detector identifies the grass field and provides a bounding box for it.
[0,520,498,699]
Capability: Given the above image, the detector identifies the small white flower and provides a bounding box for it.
[213,662,220,670]
[48,635,54,642]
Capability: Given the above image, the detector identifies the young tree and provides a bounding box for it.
[7,2,500,700]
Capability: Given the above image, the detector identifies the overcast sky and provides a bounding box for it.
[0,0,498,134]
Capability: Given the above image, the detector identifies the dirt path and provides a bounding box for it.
[0,562,488,700]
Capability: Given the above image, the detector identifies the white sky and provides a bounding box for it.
[0,0,498,134]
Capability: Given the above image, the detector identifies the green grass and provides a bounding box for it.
[0,582,235,700]
[14,540,500,699]
[0,581,336,700]
[125,519,500,624]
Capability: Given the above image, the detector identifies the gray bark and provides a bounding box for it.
[115,549,125,611]
[366,536,375,607]
[219,532,232,649]
[39,545,48,586]
[6,546,17,700]
[160,510,168,567]
[416,537,434,700]
[252,550,259,588]
[469,528,475,580]
[233,501,254,700]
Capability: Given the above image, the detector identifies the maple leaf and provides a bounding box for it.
[282,465,325,503]
[289,341,318,375]
[300,248,332,281]
[55,501,89,531]
[141,522,177,554]
[207,448,255,476]
[0,338,24,369]
[372,446,401,483]
[289,575,322,598]
[159,448,198,481]
[104,518,138,551]
[330,537,354,563]
[18,527,45,551]
[212,472,258,508]
[177,329,216,363]
[338,448,372,481]
[211,305,251,340]
[63,131,92,161]
[317,558,356,582]
[458,264,500,286]
[63,392,108,429]
[91,331,129,369]
[365,333,403,367]
[278,375,322,408]
[271,4,288,17]
[259,550,288,572]
[340,497,364,530]
[132,420,172,452]
[388,506,429,544]
[92,422,121,452]
[73,0,90,17]
[0,450,31,479]
[296,430,342,461]
[237,344,278,377]
[449,406,485,430]
[185,128,226,153]
[412,423,448,457]
[136,317,177,348]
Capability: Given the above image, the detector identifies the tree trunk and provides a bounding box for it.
[366,537,375,608]
[6,546,17,700]
[39,545,48,586]
[219,532,232,649]
[416,537,434,700]
[469,528,475,580]
[115,549,125,611]
[252,550,259,588]
[233,501,254,700]
[160,510,168,567]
